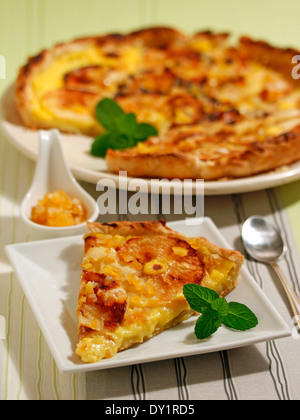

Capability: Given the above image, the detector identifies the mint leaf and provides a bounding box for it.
[194,306,222,339]
[183,284,258,340]
[96,100,138,136]
[92,98,158,157]
[133,122,158,141]
[118,113,138,137]
[91,133,113,157]
[222,302,258,331]
[183,284,219,313]
[91,131,134,157]
[95,98,124,131]
[211,297,229,317]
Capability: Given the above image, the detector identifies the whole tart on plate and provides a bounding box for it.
[15,26,300,180]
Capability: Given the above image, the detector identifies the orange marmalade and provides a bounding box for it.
[31,190,87,227]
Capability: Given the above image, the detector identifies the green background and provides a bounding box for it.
[0,0,299,251]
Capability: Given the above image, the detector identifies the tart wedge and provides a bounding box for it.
[76,220,244,363]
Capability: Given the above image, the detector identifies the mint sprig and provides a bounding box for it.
[222,302,258,331]
[183,284,258,339]
[91,98,158,157]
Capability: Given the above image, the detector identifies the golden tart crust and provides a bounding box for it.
[15,27,300,180]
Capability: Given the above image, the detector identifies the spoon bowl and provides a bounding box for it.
[21,129,99,236]
[242,216,285,263]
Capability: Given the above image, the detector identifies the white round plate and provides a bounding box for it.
[2,85,300,195]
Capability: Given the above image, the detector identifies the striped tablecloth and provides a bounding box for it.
[1,133,300,400]
[1,0,300,401]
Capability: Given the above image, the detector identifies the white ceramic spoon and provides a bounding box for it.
[21,129,99,236]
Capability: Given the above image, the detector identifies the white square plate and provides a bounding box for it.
[5,218,291,373]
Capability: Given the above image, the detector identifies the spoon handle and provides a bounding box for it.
[270,262,300,331]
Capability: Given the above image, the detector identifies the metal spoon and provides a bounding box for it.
[242,215,300,331]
